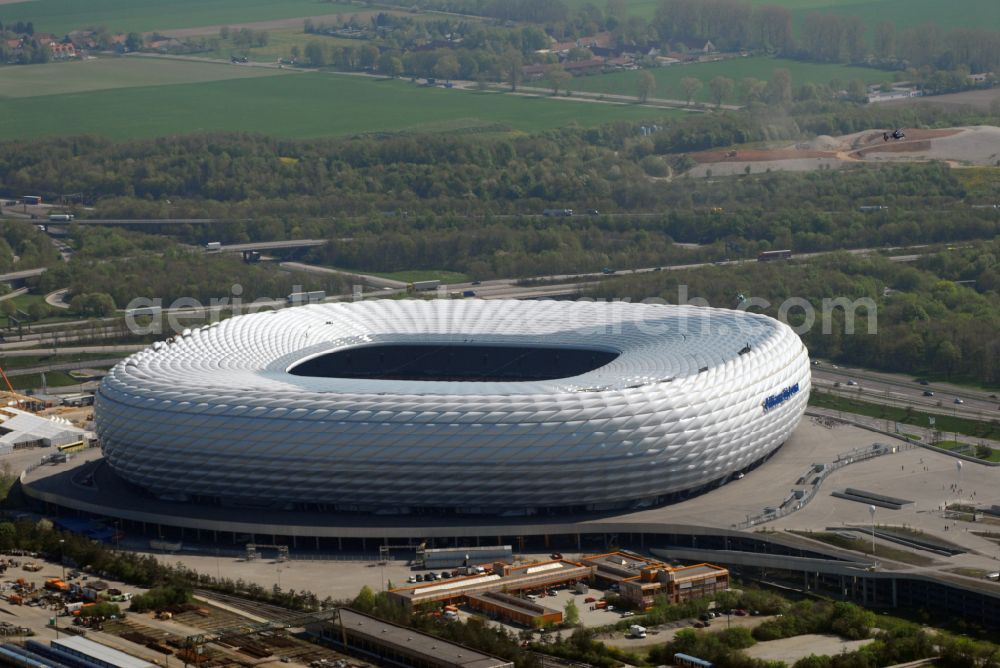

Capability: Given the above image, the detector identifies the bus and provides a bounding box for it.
[674,653,714,668]
[757,249,792,262]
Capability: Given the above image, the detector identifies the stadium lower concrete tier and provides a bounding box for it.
[20,415,1000,629]
[94,299,811,514]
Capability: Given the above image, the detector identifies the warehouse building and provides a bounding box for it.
[389,559,591,608]
[419,545,513,569]
[465,591,562,627]
[51,636,155,668]
[324,609,513,668]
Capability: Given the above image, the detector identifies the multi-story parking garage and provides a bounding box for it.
[94,299,810,514]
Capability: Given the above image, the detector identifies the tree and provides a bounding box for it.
[544,64,571,95]
[304,41,326,67]
[933,340,962,376]
[125,32,143,52]
[434,53,459,81]
[500,49,523,92]
[26,302,48,321]
[708,76,734,107]
[637,69,656,103]
[564,599,580,626]
[680,76,702,105]
[873,21,895,59]
[352,585,377,612]
[378,55,402,78]
[0,300,14,318]
[740,77,767,104]
[765,68,792,105]
[359,44,380,69]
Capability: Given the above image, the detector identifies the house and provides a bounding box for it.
[46,41,77,59]
[522,57,607,80]
[562,57,605,75]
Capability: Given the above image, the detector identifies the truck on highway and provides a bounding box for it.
[629,624,647,639]
[125,306,162,319]
[286,290,326,305]
[204,241,222,251]
[48,213,74,222]
[409,280,440,292]
[543,208,573,217]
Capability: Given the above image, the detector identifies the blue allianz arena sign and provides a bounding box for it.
[762,382,800,412]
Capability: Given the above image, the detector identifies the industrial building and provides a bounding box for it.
[95,299,810,514]
[419,545,512,569]
[0,637,157,668]
[582,552,729,611]
[465,591,562,627]
[389,559,592,609]
[319,609,513,668]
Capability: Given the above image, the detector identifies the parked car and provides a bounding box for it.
[584,597,597,603]
[918,379,930,385]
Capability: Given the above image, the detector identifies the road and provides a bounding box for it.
[217,239,327,252]
[811,363,1000,421]
[4,357,123,377]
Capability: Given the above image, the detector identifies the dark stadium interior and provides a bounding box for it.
[289,344,620,381]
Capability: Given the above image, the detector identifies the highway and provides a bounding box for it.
[4,358,123,377]
[218,239,327,252]
[811,364,1000,421]
[68,218,251,225]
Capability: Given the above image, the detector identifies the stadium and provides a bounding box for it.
[94,299,810,514]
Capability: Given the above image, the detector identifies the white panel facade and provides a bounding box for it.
[95,300,811,512]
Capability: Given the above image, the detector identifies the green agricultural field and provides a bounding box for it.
[0,56,285,100]
[566,57,886,103]
[0,70,679,140]
[561,0,997,30]
[0,0,360,36]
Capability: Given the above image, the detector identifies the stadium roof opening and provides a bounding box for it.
[288,343,620,382]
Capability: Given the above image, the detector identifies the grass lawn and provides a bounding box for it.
[0,0,359,36]
[375,270,472,284]
[0,70,680,140]
[4,292,79,325]
[0,56,284,100]
[789,530,936,566]
[9,370,79,390]
[205,29,359,64]
[0,352,127,370]
[567,56,887,103]
[932,440,1000,463]
[809,391,1000,442]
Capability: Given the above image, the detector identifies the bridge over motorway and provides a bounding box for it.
[69,218,251,225]
[0,267,47,287]
[216,239,328,252]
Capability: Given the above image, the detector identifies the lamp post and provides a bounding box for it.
[59,539,65,581]
[868,505,876,566]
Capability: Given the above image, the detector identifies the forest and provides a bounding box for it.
[587,242,1000,386]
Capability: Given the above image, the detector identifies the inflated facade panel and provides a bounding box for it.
[96,299,811,512]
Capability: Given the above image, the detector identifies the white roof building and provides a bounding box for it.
[0,407,87,452]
